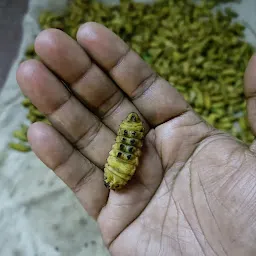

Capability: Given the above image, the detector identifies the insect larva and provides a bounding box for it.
[103,112,145,190]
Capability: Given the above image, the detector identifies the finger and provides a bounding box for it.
[34,28,150,133]
[17,60,115,169]
[28,122,108,219]
[77,22,189,126]
[244,54,256,152]
[245,54,256,134]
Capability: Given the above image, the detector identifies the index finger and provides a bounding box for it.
[77,22,189,126]
[244,54,256,135]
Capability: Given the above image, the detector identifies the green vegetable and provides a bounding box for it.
[9,142,31,152]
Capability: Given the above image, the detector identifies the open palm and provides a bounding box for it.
[17,22,256,255]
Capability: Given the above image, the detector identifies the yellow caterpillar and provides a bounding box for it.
[104,112,145,190]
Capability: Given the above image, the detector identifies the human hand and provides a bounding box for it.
[16,22,256,255]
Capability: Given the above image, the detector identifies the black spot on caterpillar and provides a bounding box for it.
[103,112,145,190]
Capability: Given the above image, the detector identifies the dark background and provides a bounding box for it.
[0,0,28,90]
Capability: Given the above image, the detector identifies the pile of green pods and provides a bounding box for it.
[9,0,255,152]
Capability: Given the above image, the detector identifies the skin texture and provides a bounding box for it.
[16,22,256,255]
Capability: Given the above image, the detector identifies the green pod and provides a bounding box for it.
[224,7,238,19]
[193,87,204,108]
[212,102,226,108]
[207,113,219,124]
[211,95,224,102]
[27,114,37,123]
[30,109,45,118]
[178,77,191,86]
[9,143,31,152]
[51,21,65,30]
[239,117,247,131]
[230,104,243,113]
[148,48,162,59]
[223,77,237,85]
[229,98,243,105]
[41,118,51,125]
[246,132,255,143]
[203,92,211,110]
[216,122,233,130]
[13,130,28,142]
[211,108,226,117]
[172,52,183,62]
[25,44,35,56]
[194,107,203,114]
[22,98,32,107]
[21,124,29,133]
[219,116,237,123]
[175,85,187,93]
[182,62,190,76]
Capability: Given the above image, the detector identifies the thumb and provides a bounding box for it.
[244,54,256,152]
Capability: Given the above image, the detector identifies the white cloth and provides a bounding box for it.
[0,0,255,255]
